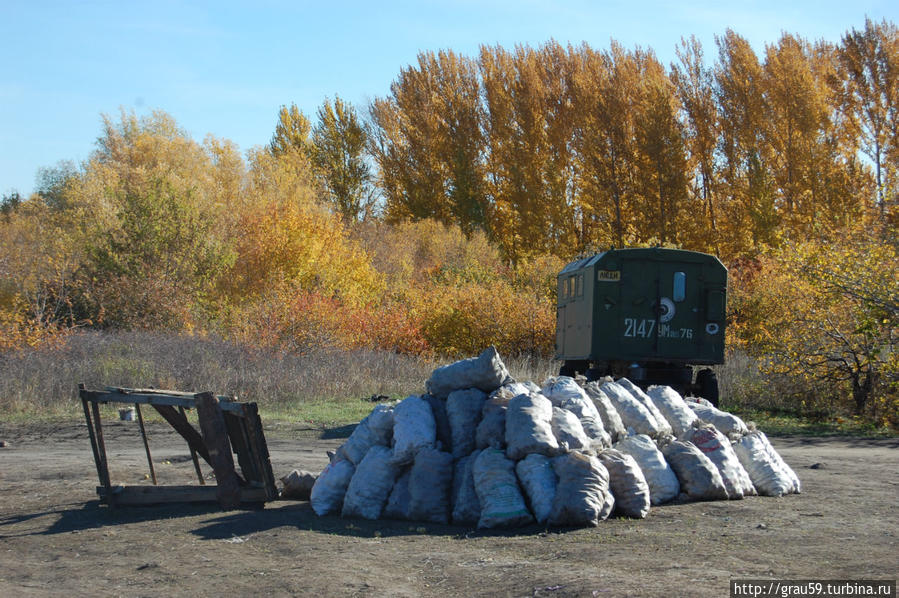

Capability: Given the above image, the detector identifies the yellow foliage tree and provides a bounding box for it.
[732,229,898,423]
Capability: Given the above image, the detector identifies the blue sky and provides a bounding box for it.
[2,0,896,197]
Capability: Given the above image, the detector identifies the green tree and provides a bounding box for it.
[63,110,236,329]
[1,191,22,220]
[311,96,376,222]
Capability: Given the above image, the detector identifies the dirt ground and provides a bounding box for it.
[0,419,896,598]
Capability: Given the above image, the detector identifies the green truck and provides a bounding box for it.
[555,247,727,404]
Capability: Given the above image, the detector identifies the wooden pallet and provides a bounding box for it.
[79,385,277,509]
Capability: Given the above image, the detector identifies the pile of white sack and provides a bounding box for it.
[309,347,801,528]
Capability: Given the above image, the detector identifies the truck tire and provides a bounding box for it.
[559,361,588,378]
[696,369,719,407]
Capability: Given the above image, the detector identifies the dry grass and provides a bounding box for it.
[0,332,561,423]
[11,333,881,434]
[0,331,434,417]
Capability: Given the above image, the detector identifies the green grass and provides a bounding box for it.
[260,398,396,426]
[731,407,897,437]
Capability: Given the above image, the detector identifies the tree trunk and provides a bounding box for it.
[851,370,874,416]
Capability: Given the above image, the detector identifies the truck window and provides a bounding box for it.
[673,272,686,302]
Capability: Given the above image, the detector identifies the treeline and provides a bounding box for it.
[0,109,559,358]
[0,20,896,424]
[368,22,896,261]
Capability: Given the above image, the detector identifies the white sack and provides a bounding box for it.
[341,445,401,519]
[336,404,394,465]
[545,377,611,448]
[551,406,591,452]
[614,434,680,505]
[584,382,627,443]
[601,381,665,439]
[597,449,651,519]
[515,453,557,524]
[684,425,755,499]
[423,394,453,453]
[733,433,791,496]
[310,459,355,516]
[685,396,715,408]
[541,376,589,407]
[647,385,700,439]
[505,393,561,461]
[392,395,436,465]
[451,450,481,525]
[447,388,486,459]
[476,396,508,450]
[548,452,614,527]
[383,468,412,520]
[688,403,750,438]
[617,378,673,437]
[408,448,454,524]
[734,431,799,496]
[760,434,801,493]
[426,346,511,399]
[660,439,728,501]
[489,382,531,401]
[474,448,534,529]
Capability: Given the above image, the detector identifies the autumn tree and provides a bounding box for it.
[671,36,722,252]
[634,54,690,245]
[311,96,376,223]
[714,30,778,253]
[61,110,237,329]
[0,196,82,341]
[370,50,488,233]
[269,103,313,159]
[34,160,79,210]
[839,18,899,220]
[224,146,381,307]
[573,42,643,249]
[734,229,898,423]
[479,42,580,259]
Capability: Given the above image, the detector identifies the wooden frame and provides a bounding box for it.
[79,385,277,509]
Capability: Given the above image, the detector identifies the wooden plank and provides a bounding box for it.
[80,386,104,486]
[195,392,241,510]
[96,485,269,506]
[105,387,239,404]
[90,400,114,508]
[82,389,244,413]
[242,403,278,501]
[223,411,258,484]
[180,406,205,485]
[135,404,157,485]
[151,404,213,466]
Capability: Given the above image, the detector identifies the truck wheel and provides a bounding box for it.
[559,361,587,378]
[696,369,719,407]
